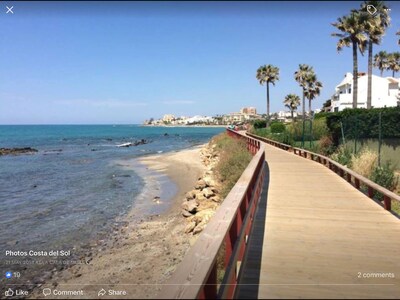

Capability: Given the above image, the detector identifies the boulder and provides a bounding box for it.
[0,147,38,156]
[184,221,196,234]
[195,179,207,190]
[211,195,222,203]
[198,201,218,211]
[196,193,207,202]
[182,200,198,213]
[203,188,215,199]
[193,223,206,235]
[192,209,215,225]
[185,190,197,200]
[211,187,220,194]
[181,210,193,218]
[203,177,216,187]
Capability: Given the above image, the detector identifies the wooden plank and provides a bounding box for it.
[247,133,400,205]
[236,141,400,299]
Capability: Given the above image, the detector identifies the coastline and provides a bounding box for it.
[30,144,207,299]
[141,124,227,128]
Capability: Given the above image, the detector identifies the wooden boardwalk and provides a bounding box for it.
[236,142,400,299]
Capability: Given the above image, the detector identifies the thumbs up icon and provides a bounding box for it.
[5,288,14,297]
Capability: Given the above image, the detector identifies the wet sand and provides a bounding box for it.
[30,145,206,299]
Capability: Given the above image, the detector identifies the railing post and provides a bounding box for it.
[355,178,360,189]
[368,186,374,198]
[383,196,391,211]
[199,263,217,299]
[347,173,352,183]
[225,232,233,268]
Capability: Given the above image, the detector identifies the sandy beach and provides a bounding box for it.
[30,145,206,299]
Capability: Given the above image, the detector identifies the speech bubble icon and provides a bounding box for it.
[43,288,52,297]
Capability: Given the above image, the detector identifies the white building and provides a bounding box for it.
[331,72,399,112]
[222,112,261,124]
[276,110,298,123]
[185,115,214,124]
[240,107,257,115]
[162,114,176,122]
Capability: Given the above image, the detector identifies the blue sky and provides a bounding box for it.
[1,1,400,124]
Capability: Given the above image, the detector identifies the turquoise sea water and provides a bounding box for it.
[0,125,224,286]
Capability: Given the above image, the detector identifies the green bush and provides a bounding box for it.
[286,121,303,141]
[318,135,336,155]
[326,107,400,146]
[370,162,398,200]
[252,128,269,137]
[212,133,253,198]
[331,145,352,167]
[253,119,267,129]
[312,117,329,140]
[270,122,285,134]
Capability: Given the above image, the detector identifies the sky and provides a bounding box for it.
[1,1,400,124]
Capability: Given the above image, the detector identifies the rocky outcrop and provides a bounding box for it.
[117,139,151,148]
[181,141,222,235]
[0,147,38,156]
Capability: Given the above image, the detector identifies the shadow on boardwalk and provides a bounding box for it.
[234,161,270,299]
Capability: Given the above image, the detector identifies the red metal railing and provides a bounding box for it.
[159,129,265,299]
[227,129,260,155]
[246,132,400,212]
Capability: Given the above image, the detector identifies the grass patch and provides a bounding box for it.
[344,138,400,168]
[211,133,253,198]
[210,132,253,286]
[351,148,378,178]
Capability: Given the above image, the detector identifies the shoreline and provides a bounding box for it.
[141,124,227,128]
[30,144,208,299]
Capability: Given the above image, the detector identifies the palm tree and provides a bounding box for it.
[332,10,368,109]
[294,64,313,121]
[374,50,389,76]
[387,52,400,77]
[256,64,280,123]
[396,30,400,45]
[304,73,323,115]
[360,1,390,109]
[283,94,300,120]
[294,64,314,148]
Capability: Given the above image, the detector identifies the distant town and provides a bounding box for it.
[143,107,260,126]
[143,71,400,127]
[142,106,322,126]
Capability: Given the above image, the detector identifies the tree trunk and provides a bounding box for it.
[380,70,383,77]
[393,70,395,77]
[302,90,305,147]
[266,83,270,117]
[308,98,312,116]
[266,83,270,127]
[367,40,372,109]
[302,91,305,122]
[352,41,358,109]
[291,110,294,121]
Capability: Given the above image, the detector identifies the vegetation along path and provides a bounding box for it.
[236,136,400,299]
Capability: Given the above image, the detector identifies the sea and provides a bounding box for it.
[0,125,224,288]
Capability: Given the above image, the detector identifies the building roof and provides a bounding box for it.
[336,72,352,88]
[386,77,400,84]
[336,73,400,89]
